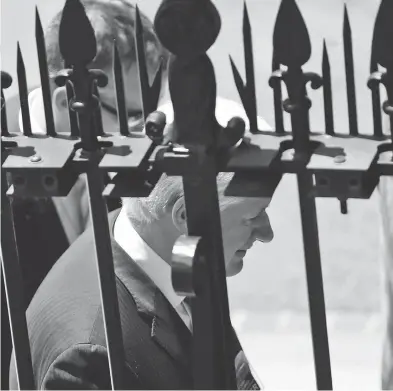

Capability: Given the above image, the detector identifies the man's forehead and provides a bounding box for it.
[222,174,276,199]
[219,194,271,213]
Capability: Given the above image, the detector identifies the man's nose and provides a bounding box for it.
[250,211,274,243]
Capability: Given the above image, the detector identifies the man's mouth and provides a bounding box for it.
[235,250,247,257]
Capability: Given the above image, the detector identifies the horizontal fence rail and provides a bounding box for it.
[1,0,393,389]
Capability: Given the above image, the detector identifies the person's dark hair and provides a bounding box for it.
[45,0,170,78]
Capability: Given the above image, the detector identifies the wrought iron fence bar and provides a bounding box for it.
[369,0,393,141]
[71,80,126,389]
[85,165,126,389]
[369,11,384,140]
[243,2,258,134]
[113,43,129,136]
[271,1,332,388]
[17,44,32,137]
[369,56,383,138]
[56,1,127,387]
[154,0,237,388]
[1,175,35,390]
[36,8,56,137]
[272,56,285,134]
[343,5,358,136]
[1,90,10,136]
[1,266,12,390]
[92,82,105,136]
[65,79,80,137]
[297,172,332,390]
[135,6,151,121]
[322,40,334,136]
[183,171,237,389]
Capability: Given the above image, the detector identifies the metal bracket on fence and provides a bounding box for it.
[171,235,205,297]
[3,0,393,389]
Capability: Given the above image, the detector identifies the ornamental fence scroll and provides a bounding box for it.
[1,0,393,389]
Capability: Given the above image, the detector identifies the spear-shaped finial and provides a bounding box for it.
[343,4,359,136]
[229,1,258,134]
[322,39,334,136]
[273,0,311,68]
[269,0,322,153]
[59,0,97,67]
[36,7,56,137]
[367,0,393,141]
[1,71,13,136]
[135,5,163,121]
[17,43,32,137]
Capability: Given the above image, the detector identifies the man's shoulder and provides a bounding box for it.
[22,213,137,385]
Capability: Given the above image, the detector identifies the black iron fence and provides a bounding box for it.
[1,0,393,389]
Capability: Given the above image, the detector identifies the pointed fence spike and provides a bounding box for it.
[322,40,334,135]
[1,72,13,133]
[371,0,393,69]
[113,43,129,136]
[150,59,163,112]
[229,55,246,107]
[371,0,393,139]
[343,4,358,136]
[273,0,311,67]
[135,5,151,120]
[17,43,32,136]
[36,7,56,136]
[271,53,284,134]
[65,80,79,137]
[92,82,104,136]
[1,86,10,136]
[369,7,384,138]
[59,0,97,67]
[243,1,258,133]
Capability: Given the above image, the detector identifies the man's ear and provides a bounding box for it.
[52,86,68,112]
[171,197,187,233]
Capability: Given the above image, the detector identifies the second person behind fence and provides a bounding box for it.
[14,0,170,309]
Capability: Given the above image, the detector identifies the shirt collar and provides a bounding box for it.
[113,207,185,310]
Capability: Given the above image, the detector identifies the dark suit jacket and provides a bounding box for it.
[9,209,246,390]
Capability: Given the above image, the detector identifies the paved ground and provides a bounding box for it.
[235,324,382,390]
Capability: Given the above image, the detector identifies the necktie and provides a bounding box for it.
[178,297,193,331]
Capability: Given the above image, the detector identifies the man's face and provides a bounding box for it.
[97,63,147,132]
[52,64,150,133]
[220,197,273,277]
[54,62,164,135]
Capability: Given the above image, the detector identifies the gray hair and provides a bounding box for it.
[123,172,238,225]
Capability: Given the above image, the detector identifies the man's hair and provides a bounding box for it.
[45,0,169,78]
[123,172,240,226]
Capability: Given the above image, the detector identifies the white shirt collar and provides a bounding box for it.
[113,207,185,310]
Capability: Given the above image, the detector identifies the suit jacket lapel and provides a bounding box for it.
[151,290,192,369]
[107,210,192,372]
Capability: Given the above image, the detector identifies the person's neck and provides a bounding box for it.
[131,216,178,266]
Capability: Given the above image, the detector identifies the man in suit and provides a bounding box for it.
[8,0,275,387]
[9,169,273,389]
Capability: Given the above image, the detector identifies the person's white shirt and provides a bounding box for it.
[19,87,272,244]
[114,206,192,330]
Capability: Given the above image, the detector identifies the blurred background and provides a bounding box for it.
[1,0,386,388]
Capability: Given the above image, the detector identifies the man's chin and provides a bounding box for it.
[226,257,244,277]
